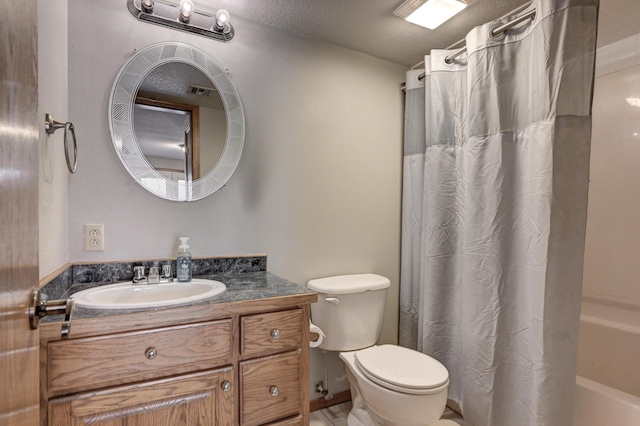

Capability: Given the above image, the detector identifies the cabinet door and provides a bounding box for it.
[240,352,301,426]
[48,368,234,426]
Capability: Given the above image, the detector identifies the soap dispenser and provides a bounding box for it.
[177,237,192,282]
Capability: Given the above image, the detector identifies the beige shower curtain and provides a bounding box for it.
[399,1,598,424]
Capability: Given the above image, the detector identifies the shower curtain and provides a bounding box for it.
[399,1,598,425]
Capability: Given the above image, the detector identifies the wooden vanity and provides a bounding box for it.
[39,273,317,426]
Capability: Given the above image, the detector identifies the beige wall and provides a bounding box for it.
[583,37,640,305]
[199,107,226,175]
[38,0,69,279]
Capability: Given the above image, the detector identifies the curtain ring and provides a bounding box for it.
[64,122,78,174]
[489,8,537,42]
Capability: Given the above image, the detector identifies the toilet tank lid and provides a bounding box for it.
[307,274,391,294]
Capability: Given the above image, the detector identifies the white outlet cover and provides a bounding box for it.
[85,224,104,251]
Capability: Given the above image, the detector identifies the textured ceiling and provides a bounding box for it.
[202,0,532,67]
[197,0,633,68]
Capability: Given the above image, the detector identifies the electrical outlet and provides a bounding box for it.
[85,224,104,251]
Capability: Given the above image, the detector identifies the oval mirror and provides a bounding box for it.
[108,42,244,201]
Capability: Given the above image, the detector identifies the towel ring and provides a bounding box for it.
[45,113,78,174]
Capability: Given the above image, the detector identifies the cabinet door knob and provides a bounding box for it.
[221,381,232,392]
[271,329,281,339]
[270,386,279,397]
[145,347,157,359]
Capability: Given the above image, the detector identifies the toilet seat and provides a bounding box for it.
[354,345,449,395]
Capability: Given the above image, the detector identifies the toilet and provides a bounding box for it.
[308,274,449,426]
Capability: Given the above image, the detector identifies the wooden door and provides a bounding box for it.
[0,1,40,425]
[48,368,235,426]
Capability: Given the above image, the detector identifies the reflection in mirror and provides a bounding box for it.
[108,42,244,201]
[134,100,193,182]
[134,62,227,184]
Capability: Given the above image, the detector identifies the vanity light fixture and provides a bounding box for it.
[394,0,470,30]
[127,0,234,41]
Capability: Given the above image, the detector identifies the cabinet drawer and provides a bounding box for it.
[241,309,302,358]
[48,319,232,394]
[266,415,303,426]
[240,352,301,426]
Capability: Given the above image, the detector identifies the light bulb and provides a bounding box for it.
[214,9,231,32]
[216,9,230,25]
[141,0,154,13]
[179,0,195,23]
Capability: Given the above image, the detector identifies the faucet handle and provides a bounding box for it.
[162,264,172,278]
[133,266,145,281]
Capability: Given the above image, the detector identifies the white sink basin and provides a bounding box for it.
[71,279,226,309]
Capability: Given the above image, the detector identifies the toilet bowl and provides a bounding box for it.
[308,274,450,426]
[340,345,449,426]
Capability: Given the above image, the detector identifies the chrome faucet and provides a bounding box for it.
[132,265,173,285]
[148,266,160,284]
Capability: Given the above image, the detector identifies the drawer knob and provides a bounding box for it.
[271,329,281,339]
[145,347,157,360]
[270,386,279,397]
[221,381,232,392]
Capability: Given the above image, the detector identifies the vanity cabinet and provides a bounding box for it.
[40,294,314,426]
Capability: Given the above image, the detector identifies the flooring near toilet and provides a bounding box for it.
[310,402,351,426]
[310,402,472,426]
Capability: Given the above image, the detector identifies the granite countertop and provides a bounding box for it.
[41,271,316,323]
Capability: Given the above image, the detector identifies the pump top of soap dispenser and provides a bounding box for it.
[178,237,190,254]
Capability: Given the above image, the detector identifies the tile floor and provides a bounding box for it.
[309,402,350,426]
[310,402,473,425]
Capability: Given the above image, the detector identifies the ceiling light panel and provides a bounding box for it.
[394,0,469,30]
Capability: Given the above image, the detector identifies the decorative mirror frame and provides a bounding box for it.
[108,42,245,201]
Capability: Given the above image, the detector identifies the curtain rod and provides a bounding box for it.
[441,8,536,66]
[401,1,535,90]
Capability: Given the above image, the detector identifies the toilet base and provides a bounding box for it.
[341,350,448,426]
[346,373,385,426]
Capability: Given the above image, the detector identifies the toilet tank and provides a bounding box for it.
[307,274,391,351]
